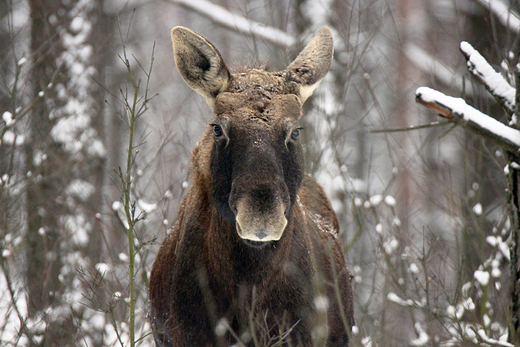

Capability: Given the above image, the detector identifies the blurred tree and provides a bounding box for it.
[24,0,108,344]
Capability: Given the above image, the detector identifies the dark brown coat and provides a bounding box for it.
[149,26,354,347]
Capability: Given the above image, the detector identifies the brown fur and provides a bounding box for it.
[149,26,354,347]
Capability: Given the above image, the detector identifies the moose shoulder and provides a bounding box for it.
[149,26,355,347]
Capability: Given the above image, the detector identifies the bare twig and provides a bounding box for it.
[369,120,452,133]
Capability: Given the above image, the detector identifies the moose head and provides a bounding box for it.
[171,26,333,247]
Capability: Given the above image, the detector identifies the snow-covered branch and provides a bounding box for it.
[404,43,464,89]
[169,0,295,47]
[475,0,520,34]
[476,329,514,347]
[415,87,520,153]
[460,41,516,115]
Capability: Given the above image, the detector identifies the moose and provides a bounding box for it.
[149,26,354,346]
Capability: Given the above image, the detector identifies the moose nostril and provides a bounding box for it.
[256,231,268,240]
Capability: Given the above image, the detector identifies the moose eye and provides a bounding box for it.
[291,128,302,140]
[212,124,224,137]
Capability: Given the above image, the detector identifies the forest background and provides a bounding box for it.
[1,0,520,346]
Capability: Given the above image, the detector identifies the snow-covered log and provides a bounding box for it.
[459,41,516,115]
[415,86,520,153]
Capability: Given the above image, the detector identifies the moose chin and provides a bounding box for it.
[149,26,355,347]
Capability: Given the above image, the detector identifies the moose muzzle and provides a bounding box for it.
[234,197,288,242]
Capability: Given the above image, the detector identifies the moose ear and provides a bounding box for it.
[171,26,231,106]
[286,27,334,103]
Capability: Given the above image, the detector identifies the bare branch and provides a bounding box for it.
[460,41,516,115]
[168,0,295,48]
[369,120,452,133]
[415,86,520,153]
[404,43,464,89]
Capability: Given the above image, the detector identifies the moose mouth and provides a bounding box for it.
[242,239,275,249]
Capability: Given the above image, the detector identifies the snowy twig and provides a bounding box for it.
[476,328,514,347]
[460,41,516,115]
[415,87,520,153]
[474,0,520,34]
[168,0,295,47]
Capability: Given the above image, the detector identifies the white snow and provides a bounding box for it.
[384,195,396,206]
[410,322,429,346]
[486,235,499,247]
[112,201,122,211]
[474,269,490,286]
[17,57,27,66]
[70,16,84,33]
[2,131,25,146]
[446,305,456,318]
[483,314,491,327]
[214,317,229,336]
[498,239,510,260]
[50,113,90,153]
[2,111,13,126]
[409,263,419,274]
[369,194,383,206]
[477,328,514,347]
[416,87,520,148]
[472,203,483,215]
[460,41,516,112]
[313,295,330,312]
[361,337,372,347]
[95,262,110,274]
[383,238,399,255]
[62,214,90,246]
[462,297,475,311]
[386,292,423,308]
[137,199,158,213]
[65,179,95,202]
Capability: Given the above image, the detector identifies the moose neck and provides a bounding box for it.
[205,201,297,285]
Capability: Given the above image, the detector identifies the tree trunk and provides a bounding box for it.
[507,162,520,343]
[26,0,108,344]
[508,67,520,345]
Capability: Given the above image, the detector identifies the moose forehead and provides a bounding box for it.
[213,70,302,124]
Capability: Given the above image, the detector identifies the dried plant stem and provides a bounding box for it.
[116,13,155,346]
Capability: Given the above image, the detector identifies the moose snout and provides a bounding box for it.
[229,178,290,243]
